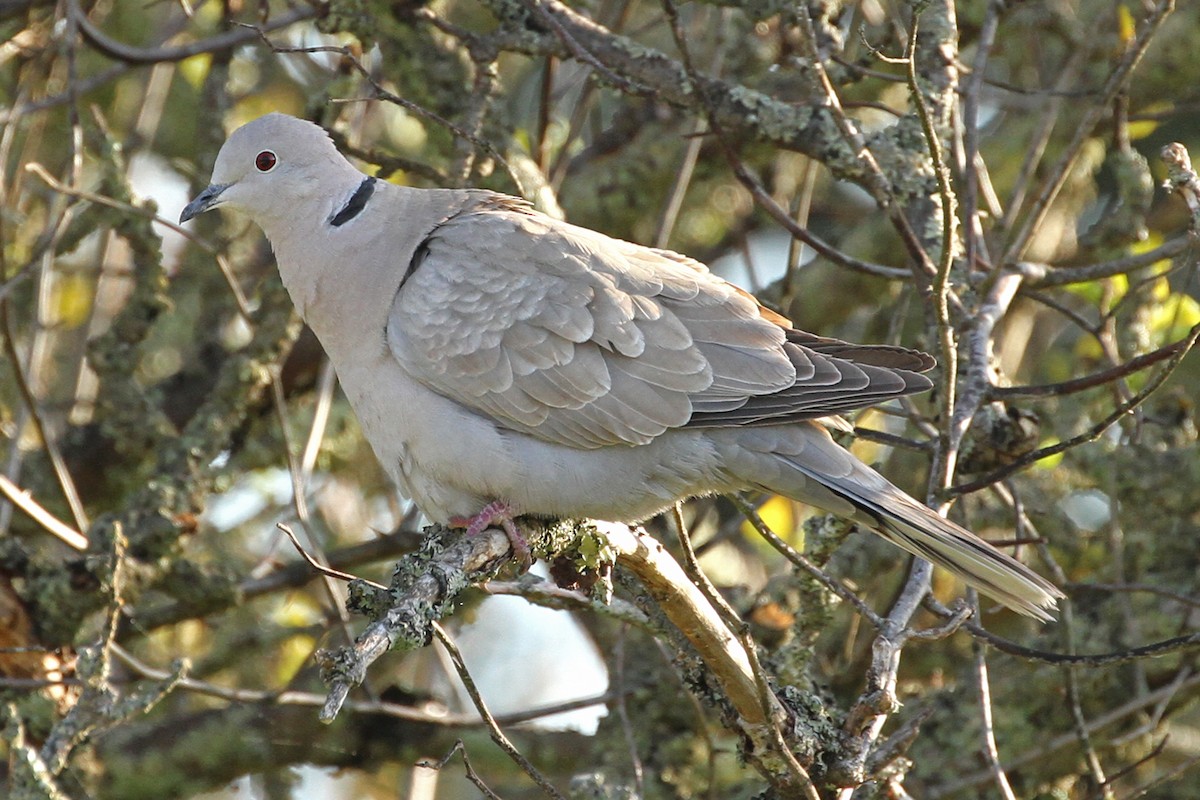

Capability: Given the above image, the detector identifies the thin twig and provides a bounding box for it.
[520,0,654,96]
[656,0,908,283]
[928,671,1200,797]
[925,599,1200,666]
[0,302,89,535]
[733,496,883,628]
[960,0,1003,270]
[417,740,503,800]
[1030,235,1190,288]
[269,373,353,629]
[25,162,253,320]
[242,30,529,197]
[793,3,936,281]
[1117,752,1200,800]
[69,0,317,64]
[667,504,820,800]
[990,328,1195,399]
[432,622,567,800]
[0,474,87,550]
[970,593,1018,800]
[1002,0,1176,264]
[276,523,381,589]
[951,319,1200,495]
[110,641,617,728]
[612,629,645,798]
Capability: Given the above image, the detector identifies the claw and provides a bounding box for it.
[449,501,532,569]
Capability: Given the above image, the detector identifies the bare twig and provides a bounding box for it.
[990,327,1196,399]
[111,641,616,728]
[25,161,253,320]
[960,0,1003,270]
[432,623,567,799]
[241,30,529,197]
[668,503,821,800]
[520,0,653,96]
[925,599,1200,666]
[929,671,1200,797]
[1117,751,1200,800]
[451,55,502,185]
[793,3,936,281]
[612,629,645,797]
[0,302,89,536]
[952,319,1200,495]
[0,474,88,550]
[268,374,353,630]
[417,740,503,800]
[276,523,378,588]
[970,595,1018,800]
[1002,0,1176,264]
[0,65,133,125]
[733,496,883,628]
[69,0,317,64]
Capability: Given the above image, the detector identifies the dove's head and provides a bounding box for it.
[180,113,359,226]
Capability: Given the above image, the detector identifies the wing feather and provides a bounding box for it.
[386,192,936,449]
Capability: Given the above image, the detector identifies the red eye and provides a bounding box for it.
[255,150,277,172]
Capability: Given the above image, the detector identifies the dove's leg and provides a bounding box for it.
[450,500,532,567]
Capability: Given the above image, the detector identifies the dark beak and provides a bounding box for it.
[179,184,229,223]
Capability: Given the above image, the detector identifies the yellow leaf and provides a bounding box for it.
[1117,5,1135,45]
[1074,336,1103,361]
[1127,119,1158,141]
[50,273,93,329]
[759,493,795,532]
[178,54,211,90]
[1130,103,1173,142]
[1149,294,1200,344]
[1064,272,1128,305]
[277,633,318,681]
[741,494,796,540]
[1032,439,1064,470]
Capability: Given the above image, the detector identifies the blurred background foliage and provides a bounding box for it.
[1,0,1199,797]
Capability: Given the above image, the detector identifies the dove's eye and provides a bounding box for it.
[255,150,278,172]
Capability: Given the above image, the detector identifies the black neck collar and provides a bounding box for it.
[330,176,377,227]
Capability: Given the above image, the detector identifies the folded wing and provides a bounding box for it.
[386,194,934,449]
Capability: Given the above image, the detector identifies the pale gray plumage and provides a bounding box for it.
[181,113,1063,619]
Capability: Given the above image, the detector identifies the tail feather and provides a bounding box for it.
[867,495,1063,620]
[770,441,1064,620]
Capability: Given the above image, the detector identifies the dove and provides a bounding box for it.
[181,113,1062,619]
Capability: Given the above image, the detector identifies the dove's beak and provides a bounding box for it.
[179,183,229,223]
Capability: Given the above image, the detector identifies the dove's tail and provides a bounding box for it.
[849,485,1062,620]
[761,433,1064,620]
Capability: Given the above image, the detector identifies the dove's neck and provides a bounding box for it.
[253,161,367,247]
[264,183,478,355]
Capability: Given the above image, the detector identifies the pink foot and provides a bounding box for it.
[449,501,532,568]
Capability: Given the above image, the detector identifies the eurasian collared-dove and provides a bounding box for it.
[181,113,1062,619]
